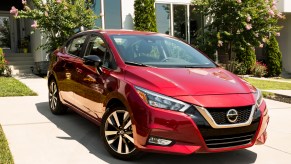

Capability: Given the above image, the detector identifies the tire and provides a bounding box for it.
[48,79,67,115]
[101,106,143,160]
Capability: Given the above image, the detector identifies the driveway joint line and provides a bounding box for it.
[264,145,291,155]
[2,122,52,127]
[269,107,291,110]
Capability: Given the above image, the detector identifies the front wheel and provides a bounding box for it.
[101,106,142,160]
[48,79,67,115]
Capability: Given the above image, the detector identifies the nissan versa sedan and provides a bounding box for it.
[47,30,269,160]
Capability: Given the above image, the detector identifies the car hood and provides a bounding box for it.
[124,66,255,97]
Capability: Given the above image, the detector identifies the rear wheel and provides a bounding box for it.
[49,79,67,115]
[101,106,142,160]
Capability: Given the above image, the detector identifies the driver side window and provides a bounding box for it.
[85,35,106,60]
[85,35,117,69]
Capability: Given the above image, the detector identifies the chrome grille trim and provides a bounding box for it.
[195,105,256,129]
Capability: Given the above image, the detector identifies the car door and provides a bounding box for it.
[55,34,88,109]
[74,34,118,119]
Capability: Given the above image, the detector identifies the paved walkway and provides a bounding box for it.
[0,75,291,164]
[264,90,291,97]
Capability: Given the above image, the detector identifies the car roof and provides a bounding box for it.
[79,29,168,36]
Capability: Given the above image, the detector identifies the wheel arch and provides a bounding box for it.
[106,98,125,109]
[103,92,135,123]
[48,74,56,86]
[104,91,131,111]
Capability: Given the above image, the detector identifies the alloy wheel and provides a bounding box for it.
[49,81,58,111]
[104,110,135,154]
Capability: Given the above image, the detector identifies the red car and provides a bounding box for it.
[47,30,269,160]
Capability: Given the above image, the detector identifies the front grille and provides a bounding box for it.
[207,106,252,125]
[186,105,261,149]
[204,132,254,149]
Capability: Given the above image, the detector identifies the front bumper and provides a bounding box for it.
[127,91,269,155]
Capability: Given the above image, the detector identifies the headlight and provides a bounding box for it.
[253,89,263,106]
[135,86,190,112]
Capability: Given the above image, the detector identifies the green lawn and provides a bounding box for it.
[0,77,37,97]
[0,125,14,164]
[244,78,291,90]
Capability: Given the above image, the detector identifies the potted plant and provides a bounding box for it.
[20,36,30,53]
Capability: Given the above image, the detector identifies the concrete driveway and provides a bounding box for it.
[0,76,291,164]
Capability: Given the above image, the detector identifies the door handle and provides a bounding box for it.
[76,68,83,74]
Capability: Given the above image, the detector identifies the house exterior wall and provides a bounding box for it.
[278,0,291,13]
[121,0,135,29]
[278,13,291,73]
[277,0,291,73]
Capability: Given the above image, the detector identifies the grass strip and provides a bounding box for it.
[0,77,37,97]
[244,78,291,90]
[0,125,14,164]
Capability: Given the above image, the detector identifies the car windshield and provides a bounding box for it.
[110,35,216,68]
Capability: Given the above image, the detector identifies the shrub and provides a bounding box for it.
[236,46,256,72]
[226,60,248,75]
[134,0,157,32]
[12,0,97,52]
[251,61,267,77]
[0,48,11,77]
[265,35,282,77]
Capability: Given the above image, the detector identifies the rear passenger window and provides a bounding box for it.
[67,35,87,57]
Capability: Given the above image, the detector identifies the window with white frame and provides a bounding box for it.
[155,3,203,44]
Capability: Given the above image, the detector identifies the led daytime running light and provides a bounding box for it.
[135,86,190,112]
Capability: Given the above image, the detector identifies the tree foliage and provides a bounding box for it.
[265,35,282,77]
[192,0,284,68]
[11,0,97,52]
[236,45,256,72]
[134,0,157,32]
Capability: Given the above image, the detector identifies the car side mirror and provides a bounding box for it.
[83,55,103,74]
[83,55,102,66]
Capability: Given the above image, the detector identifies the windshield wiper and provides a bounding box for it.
[184,65,213,68]
[125,61,150,67]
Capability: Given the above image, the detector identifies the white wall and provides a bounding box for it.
[121,0,135,29]
[278,0,291,13]
[277,13,291,73]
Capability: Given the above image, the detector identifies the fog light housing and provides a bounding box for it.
[148,136,173,146]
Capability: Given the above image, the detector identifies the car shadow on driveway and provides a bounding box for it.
[36,102,258,164]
